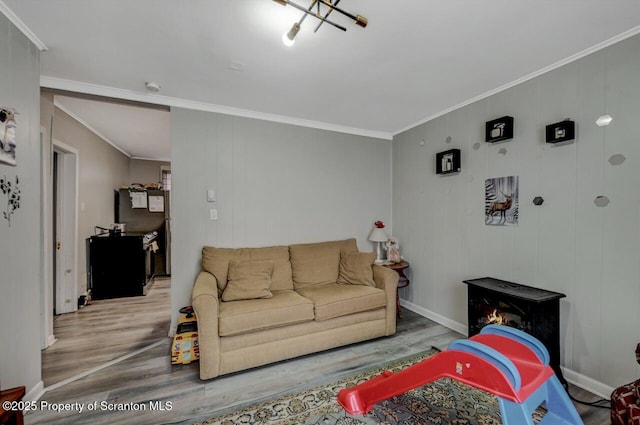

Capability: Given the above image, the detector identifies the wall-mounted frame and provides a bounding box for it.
[545,120,575,144]
[0,107,18,166]
[436,148,461,175]
[485,116,514,143]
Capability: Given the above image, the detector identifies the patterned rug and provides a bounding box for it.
[195,348,546,425]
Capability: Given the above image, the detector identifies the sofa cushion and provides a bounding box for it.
[289,238,358,289]
[337,250,376,286]
[218,290,314,336]
[296,283,387,321]
[202,245,293,294]
[221,260,274,302]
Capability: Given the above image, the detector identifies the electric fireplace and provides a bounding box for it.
[464,277,566,383]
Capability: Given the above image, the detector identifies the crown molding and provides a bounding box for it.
[0,1,47,50]
[53,98,131,158]
[131,156,172,163]
[41,76,393,141]
[393,24,640,136]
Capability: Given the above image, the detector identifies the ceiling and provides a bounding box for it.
[4,1,640,160]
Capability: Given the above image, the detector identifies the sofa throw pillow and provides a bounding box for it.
[337,250,376,286]
[222,260,274,302]
[290,238,358,288]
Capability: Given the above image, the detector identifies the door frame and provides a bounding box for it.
[52,139,79,316]
[40,127,55,349]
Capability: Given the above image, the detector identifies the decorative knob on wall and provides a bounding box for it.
[594,196,610,207]
[532,196,544,206]
[608,154,626,166]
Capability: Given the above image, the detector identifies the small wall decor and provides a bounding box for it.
[485,176,519,226]
[594,196,610,207]
[608,154,626,166]
[0,174,21,226]
[485,116,514,143]
[532,196,544,206]
[545,119,575,144]
[595,114,613,127]
[0,107,18,166]
[436,149,461,175]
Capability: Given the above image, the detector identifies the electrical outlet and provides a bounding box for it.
[209,209,218,220]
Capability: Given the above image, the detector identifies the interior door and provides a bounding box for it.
[53,146,78,314]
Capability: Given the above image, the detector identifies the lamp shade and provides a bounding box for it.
[368,227,387,242]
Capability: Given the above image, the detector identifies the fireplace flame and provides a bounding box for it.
[487,309,504,325]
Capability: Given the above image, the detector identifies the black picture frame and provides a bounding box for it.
[436,149,461,175]
[545,120,575,144]
[485,116,514,143]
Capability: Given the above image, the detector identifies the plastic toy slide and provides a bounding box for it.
[337,325,583,425]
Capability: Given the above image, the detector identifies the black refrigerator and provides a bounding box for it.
[114,188,171,276]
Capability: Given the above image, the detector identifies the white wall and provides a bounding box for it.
[393,33,640,394]
[0,14,42,396]
[171,109,392,330]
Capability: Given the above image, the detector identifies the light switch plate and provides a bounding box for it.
[207,189,216,202]
[209,209,218,220]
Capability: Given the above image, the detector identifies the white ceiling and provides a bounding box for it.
[54,96,171,160]
[4,0,640,160]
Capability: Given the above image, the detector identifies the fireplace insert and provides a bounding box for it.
[464,277,566,383]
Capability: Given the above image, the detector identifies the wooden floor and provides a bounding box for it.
[42,277,171,387]
[29,278,611,425]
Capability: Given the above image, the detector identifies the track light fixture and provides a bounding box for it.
[273,0,367,46]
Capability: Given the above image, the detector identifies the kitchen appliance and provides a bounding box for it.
[86,231,158,299]
[115,188,171,276]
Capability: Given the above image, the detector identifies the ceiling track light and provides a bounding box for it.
[274,0,367,46]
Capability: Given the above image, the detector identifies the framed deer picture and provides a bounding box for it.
[485,176,519,226]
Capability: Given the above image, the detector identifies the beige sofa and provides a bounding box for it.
[192,238,398,380]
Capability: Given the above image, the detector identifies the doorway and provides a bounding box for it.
[52,141,79,316]
[40,93,172,389]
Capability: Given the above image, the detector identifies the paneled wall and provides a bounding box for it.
[393,34,640,393]
[0,13,42,395]
[171,109,392,330]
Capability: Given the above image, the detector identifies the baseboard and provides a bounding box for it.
[45,334,58,349]
[24,380,44,402]
[400,299,468,336]
[400,299,615,399]
[562,367,613,400]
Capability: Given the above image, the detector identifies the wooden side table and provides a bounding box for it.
[382,260,410,318]
[0,386,26,425]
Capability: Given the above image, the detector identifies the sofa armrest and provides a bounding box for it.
[373,265,398,336]
[192,271,221,380]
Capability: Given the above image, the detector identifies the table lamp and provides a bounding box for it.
[368,227,388,263]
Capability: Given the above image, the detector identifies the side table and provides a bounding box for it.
[382,260,410,318]
[0,386,26,425]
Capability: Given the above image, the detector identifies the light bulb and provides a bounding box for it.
[282,32,295,46]
[282,22,300,46]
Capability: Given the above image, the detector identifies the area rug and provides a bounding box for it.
[196,348,546,425]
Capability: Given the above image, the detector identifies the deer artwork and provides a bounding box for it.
[486,190,512,224]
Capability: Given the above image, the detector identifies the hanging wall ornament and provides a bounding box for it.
[485,176,519,226]
[0,174,21,226]
[0,107,18,166]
